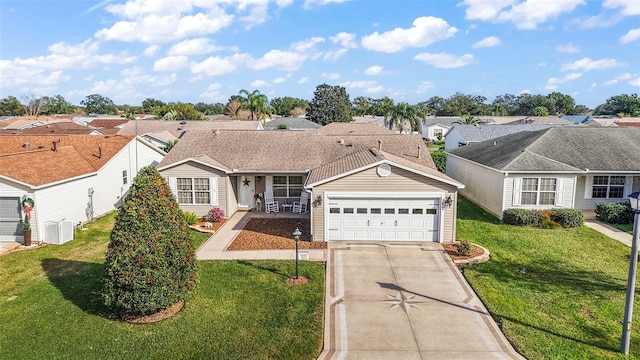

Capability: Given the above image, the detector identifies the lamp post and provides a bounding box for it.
[293,227,302,279]
[621,191,640,355]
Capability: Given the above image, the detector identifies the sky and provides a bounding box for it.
[0,0,639,109]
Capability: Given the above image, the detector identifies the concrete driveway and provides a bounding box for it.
[318,242,524,360]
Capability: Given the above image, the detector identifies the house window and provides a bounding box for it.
[122,170,128,185]
[592,176,625,199]
[272,176,303,198]
[521,178,556,205]
[177,178,210,204]
[433,128,443,139]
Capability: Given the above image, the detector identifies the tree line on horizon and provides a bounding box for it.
[1,85,638,124]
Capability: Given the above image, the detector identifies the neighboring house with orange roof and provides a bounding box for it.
[158,124,464,243]
[0,134,165,244]
[11,122,101,135]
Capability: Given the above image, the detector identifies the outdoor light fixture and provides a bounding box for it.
[621,191,640,355]
[442,195,453,209]
[313,195,323,207]
[293,227,302,279]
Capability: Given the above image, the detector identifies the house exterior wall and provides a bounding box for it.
[444,128,465,150]
[575,175,639,210]
[311,166,458,243]
[502,174,576,212]
[3,138,164,244]
[160,161,229,217]
[422,124,449,141]
[446,155,504,217]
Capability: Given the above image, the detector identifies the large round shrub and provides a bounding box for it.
[103,166,196,317]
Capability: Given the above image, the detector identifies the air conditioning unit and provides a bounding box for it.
[44,219,75,244]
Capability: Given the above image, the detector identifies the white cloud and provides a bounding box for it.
[249,50,307,71]
[364,85,384,94]
[537,62,547,67]
[168,38,225,56]
[200,82,226,102]
[620,28,640,43]
[364,65,383,75]
[361,16,458,53]
[190,55,240,76]
[323,48,349,61]
[560,57,625,71]
[341,80,384,93]
[604,0,640,16]
[556,43,580,53]
[273,76,286,84]
[322,72,341,80]
[96,6,235,43]
[460,0,586,30]
[416,81,434,94]
[303,0,349,10]
[413,52,475,68]
[153,55,189,71]
[472,36,501,48]
[330,32,358,48]
[518,89,531,95]
[143,45,161,56]
[543,72,582,90]
[298,77,309,84]
[604,72,640,87]
[89,70,178,102]
[251,80,269,87]
[291,37,325,53]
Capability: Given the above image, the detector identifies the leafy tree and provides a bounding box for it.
[384,102,425,133]
[103,166,196,317]
[0,96,26,116]
[223,100,243,118]
[370,96,395,116]
[153,103,203,120]
[142,98,166,114]
[270,97,309,116]
[431,150,446,173]
[81,94,117,115]
[416,96,445,116]
[307,83,352,125]
[547,92,575,116]
[351,96,373,116]
[48,95,74,114]
[593,94,640,116]
[441,93,488,116]
[572,104,591,115]
[20,94,50,117]
[194,102,224,115]
[491,94,517,115]
[533,106,549,116]
[239,89,272,122]
[290,106,306,117]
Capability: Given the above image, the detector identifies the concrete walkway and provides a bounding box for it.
[318,242,524,360]
[196,210,326,261]
[585,219,634,247]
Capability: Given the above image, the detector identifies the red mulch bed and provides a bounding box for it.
[227,218,327,250]
[442,243,485,260]
[122,301,184,324]
[191,219,227,233]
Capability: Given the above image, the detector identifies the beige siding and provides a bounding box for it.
[160,161,229,217]
[312,166,458,243]
[503,174,576,212]
[447,156,504,217]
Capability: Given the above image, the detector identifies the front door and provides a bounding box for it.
[238,176,255,208]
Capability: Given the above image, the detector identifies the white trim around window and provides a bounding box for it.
[513,177,563,206]
[585,175,630,200]
[168,176,218,205]
[272,175,303,198]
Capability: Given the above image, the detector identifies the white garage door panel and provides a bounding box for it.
[327,197,440,242]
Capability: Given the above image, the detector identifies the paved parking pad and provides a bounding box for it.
[318,242,524,360]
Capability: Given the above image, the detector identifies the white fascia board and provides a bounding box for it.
[157,158,231,174]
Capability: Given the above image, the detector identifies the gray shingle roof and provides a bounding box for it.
[117,120,261,138]
[264,117,322,130]
[448,127,640,172]
[449,124,552,143]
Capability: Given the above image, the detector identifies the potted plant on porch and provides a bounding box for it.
[21,197,34,246]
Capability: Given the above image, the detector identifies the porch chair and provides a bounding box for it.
[292,192,310,214]
[264,191,279,213]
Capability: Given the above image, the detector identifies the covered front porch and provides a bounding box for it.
[233,174,309,213]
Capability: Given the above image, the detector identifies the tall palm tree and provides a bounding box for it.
[454,114,484,125]
[384,102,426,134]
[239,89,273,122]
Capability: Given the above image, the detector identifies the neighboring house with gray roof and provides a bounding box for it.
[420,117,460,141]
[158,124,464,243]
[446,127,640,218]
[444,124,552,150]
[264,117,321,130]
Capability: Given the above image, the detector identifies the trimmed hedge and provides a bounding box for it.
[595,202,634,224]
[103,166,197,317]
[502,208,584,228]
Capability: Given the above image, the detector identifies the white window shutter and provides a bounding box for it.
[209,177,218,205]
[168,177,177,197]
[512,178,522,206]
[584,176,593,199]
[266,176,273,193]
[625,176,634,197]
[555,178,564,206]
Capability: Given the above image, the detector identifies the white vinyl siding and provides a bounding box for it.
[175,177,217,205]
[447,155,504,216]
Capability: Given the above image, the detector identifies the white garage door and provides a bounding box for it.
[326,197,440,241]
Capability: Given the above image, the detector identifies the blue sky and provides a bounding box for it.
[1,0,638,109]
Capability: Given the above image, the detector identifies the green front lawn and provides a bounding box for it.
[0,213,325,359]
[457,197,640,359]
[610,223,634,235]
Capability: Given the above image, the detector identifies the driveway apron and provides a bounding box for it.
[318,242,524,360]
